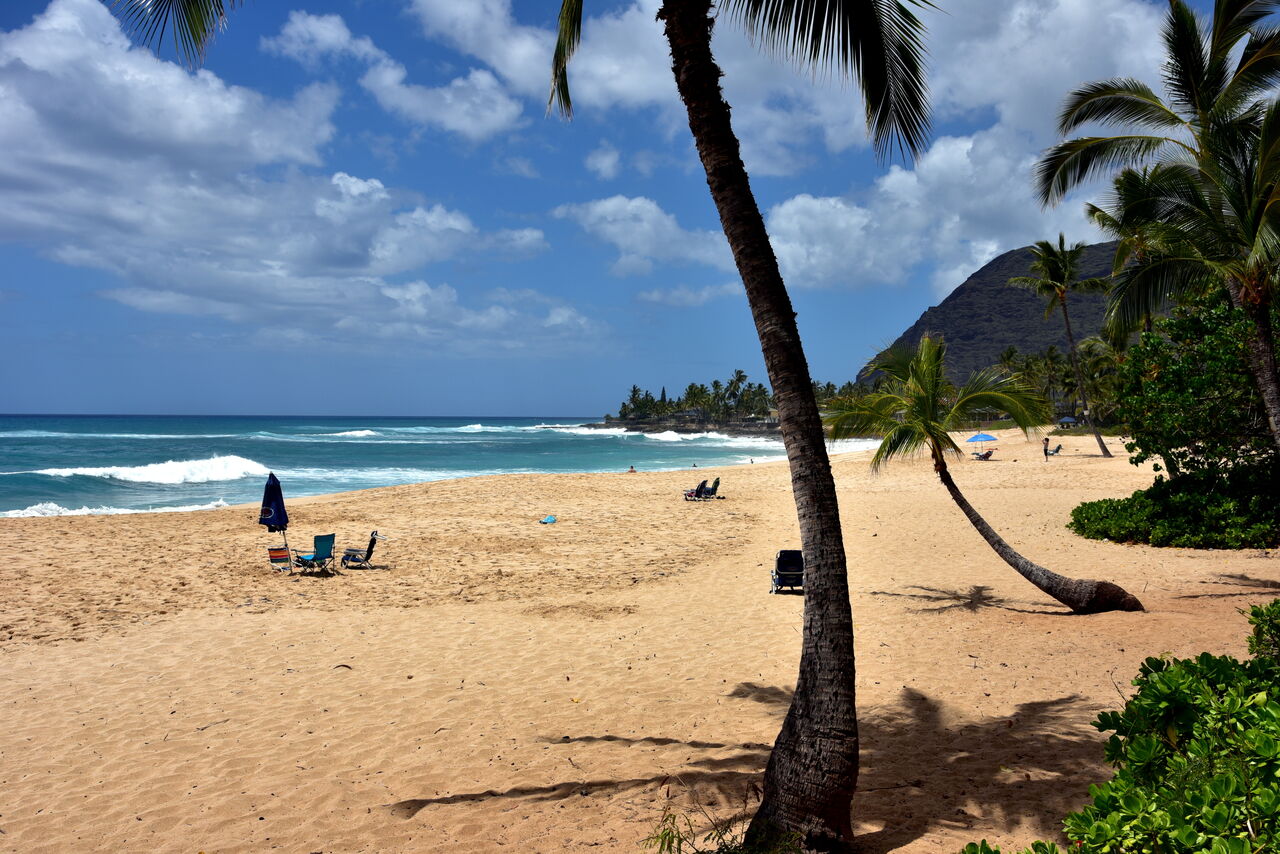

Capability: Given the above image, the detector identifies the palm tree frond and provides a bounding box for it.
[1056,78,1186,134]
[110,0,236,67]
[722,0,932,159]
[548,0,584,118]
[1035,135,1175,205]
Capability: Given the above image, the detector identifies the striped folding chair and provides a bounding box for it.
[267,546,293,573]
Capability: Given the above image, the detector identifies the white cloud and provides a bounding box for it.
[263,10,525,141]
[553,195,733,276]
[767,127,1098,295]
[637,283,741,307]
[585,142,620,179]
[0,0,583,353]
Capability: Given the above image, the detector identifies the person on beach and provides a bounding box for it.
[626,465,636,473]
[1042,437,1050,462]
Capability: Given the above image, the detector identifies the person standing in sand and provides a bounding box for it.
[1043,437,1050,462]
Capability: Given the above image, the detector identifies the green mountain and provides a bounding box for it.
[870,241,1119,381]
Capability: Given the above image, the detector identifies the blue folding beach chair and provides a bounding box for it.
[293,533,337,574]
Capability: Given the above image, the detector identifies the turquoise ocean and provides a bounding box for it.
[0,415,872,517]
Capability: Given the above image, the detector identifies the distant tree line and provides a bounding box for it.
[610,371,872,424]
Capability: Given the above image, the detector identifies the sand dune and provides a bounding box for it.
[1,430,1276,853]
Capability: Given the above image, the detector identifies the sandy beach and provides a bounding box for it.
[2,429,1276,853]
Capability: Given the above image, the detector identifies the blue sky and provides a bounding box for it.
[0,0,1185,416]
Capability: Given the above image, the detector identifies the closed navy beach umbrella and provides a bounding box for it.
[259,472,289,533]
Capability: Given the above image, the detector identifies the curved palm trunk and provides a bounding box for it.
[660,1,858,848]
[1224,280,1280,451]
[934,455,1142,613]
[1060,296,1111,457]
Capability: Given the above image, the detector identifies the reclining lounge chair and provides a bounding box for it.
[771,549,804,594]
[1047,443,1063,456]
[972,449,995,461]
[684,479,708,501]
[342,531,387,570]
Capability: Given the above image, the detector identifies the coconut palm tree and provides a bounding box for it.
[551,1,931,847]
[1035,0,1280,451]
[825,336,1143,614]
[1009,235,1114,456]
[111,0,931,845]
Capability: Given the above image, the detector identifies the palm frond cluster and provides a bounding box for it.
[1038,0,1280,451]
[996,340,1123,425]
[611,369,774,423]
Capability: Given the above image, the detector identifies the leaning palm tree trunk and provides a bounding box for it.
[1225,281,1280,452]
[1060,296,1111,457]
[660,0,858,847]
[933,455,1142,613]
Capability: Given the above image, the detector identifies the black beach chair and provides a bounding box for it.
[771,549,804,594]
[702,477,724,499]
[684,479,708,501]
[342,531,388,570]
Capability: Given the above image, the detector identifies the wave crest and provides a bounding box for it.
[31,455,269,484]
[3,499,231,517]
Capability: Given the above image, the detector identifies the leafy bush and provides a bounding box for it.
[1068,465,1280,549]
[961,601,1280,854]
[1117,297,1275,480]
[1248,599,1280,662]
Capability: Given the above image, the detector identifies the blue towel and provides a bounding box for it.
[539,515,557,524]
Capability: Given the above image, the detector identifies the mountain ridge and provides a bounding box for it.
[867,241,1120,381]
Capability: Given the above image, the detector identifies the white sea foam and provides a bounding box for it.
[325,430,379,437]
[2,499,231,517]
[546,426,633,437]
[29,455,270,484]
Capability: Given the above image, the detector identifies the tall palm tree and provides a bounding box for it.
[112,0,931,846]
[825,336,1143,614]
[552,1,930,847]
[1009,235,1114,456]
[1035,0,1280,451]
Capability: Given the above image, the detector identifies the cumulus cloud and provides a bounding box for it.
[585,142,621,179]
[263,10,525,141]
[637,283,741,307]
[767,127,1098,295]
[553,196,733,276]
[0,0,584,353]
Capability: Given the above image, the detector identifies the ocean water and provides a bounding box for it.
[0,415,872,517]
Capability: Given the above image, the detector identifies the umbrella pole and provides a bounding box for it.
[281,530,292,574]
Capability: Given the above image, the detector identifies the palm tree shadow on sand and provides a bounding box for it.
[870,584,1074,615]
[1176,572,1280,599]
[383,682,1109,852]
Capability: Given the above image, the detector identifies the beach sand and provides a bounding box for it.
[1,430,1276,853]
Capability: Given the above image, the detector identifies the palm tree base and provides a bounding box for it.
[1069,579,1144,613]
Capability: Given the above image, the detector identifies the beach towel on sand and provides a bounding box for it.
[539,515,557,524]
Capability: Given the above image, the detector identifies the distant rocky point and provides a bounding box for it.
[867,241,1118,382]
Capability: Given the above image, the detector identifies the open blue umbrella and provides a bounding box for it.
[259,472,291,556]
[967,432,997,455]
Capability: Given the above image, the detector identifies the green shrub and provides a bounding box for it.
[1069,465,1280,549]
[961,601,1280,854]
[1248,599,1280,662]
